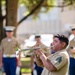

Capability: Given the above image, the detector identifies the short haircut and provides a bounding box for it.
[72,29,75,31]
[35,35,41,38]
[54,34,69,46]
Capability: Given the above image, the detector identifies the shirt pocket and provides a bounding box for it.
[10,42,17,48]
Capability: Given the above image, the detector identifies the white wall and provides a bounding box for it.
[60,7,75,32]
[17,7,61,36]
[17,5,75,38]
[16,19,61,35]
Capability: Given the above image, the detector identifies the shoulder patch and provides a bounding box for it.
[56,56,62,63]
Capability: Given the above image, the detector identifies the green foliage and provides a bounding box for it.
[21,68,31,73]
[19,0,57,19]
[1,0,5,5]
[21,57,31,73]
[63,0,75,6]
[63,0,75,10]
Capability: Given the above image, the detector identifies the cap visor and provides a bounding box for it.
[6,30,13,32]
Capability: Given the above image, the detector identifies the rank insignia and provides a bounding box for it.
[56,56,62,63]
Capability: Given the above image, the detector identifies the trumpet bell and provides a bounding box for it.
[23,50,34,57]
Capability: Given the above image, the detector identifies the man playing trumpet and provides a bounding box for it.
[30,34,50,75]
[34,34,69,75]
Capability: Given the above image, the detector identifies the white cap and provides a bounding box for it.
[4,26,15,32]
[71,24,75,30]
[35,34,41,38]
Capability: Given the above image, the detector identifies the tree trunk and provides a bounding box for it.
[0,0,5,42]
[6,0,18,36]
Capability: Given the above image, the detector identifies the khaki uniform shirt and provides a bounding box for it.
[67,38,75,58]
[0,37,20,54]
[41,50,69,75]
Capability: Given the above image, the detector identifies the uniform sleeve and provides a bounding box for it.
[16,40,21,49]
[0,41,3,51]
[67,39,75,51]
[66,42,71,51]
[16,40,21,59]
[50,54,68,70]
[0,46,2,51]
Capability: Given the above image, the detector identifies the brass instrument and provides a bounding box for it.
[17,46,51,57]
[21,47,40,57]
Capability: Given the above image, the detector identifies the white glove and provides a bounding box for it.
[33,69,37,75]
[16,66,20,75]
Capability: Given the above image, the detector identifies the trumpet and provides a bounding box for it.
[17,46,51,57]
[21,47,40,57]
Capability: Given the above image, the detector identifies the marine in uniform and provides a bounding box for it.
[67,25,75,75]
[34,34,69,75]
[0,26,21,75]
[31,35,50,75]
